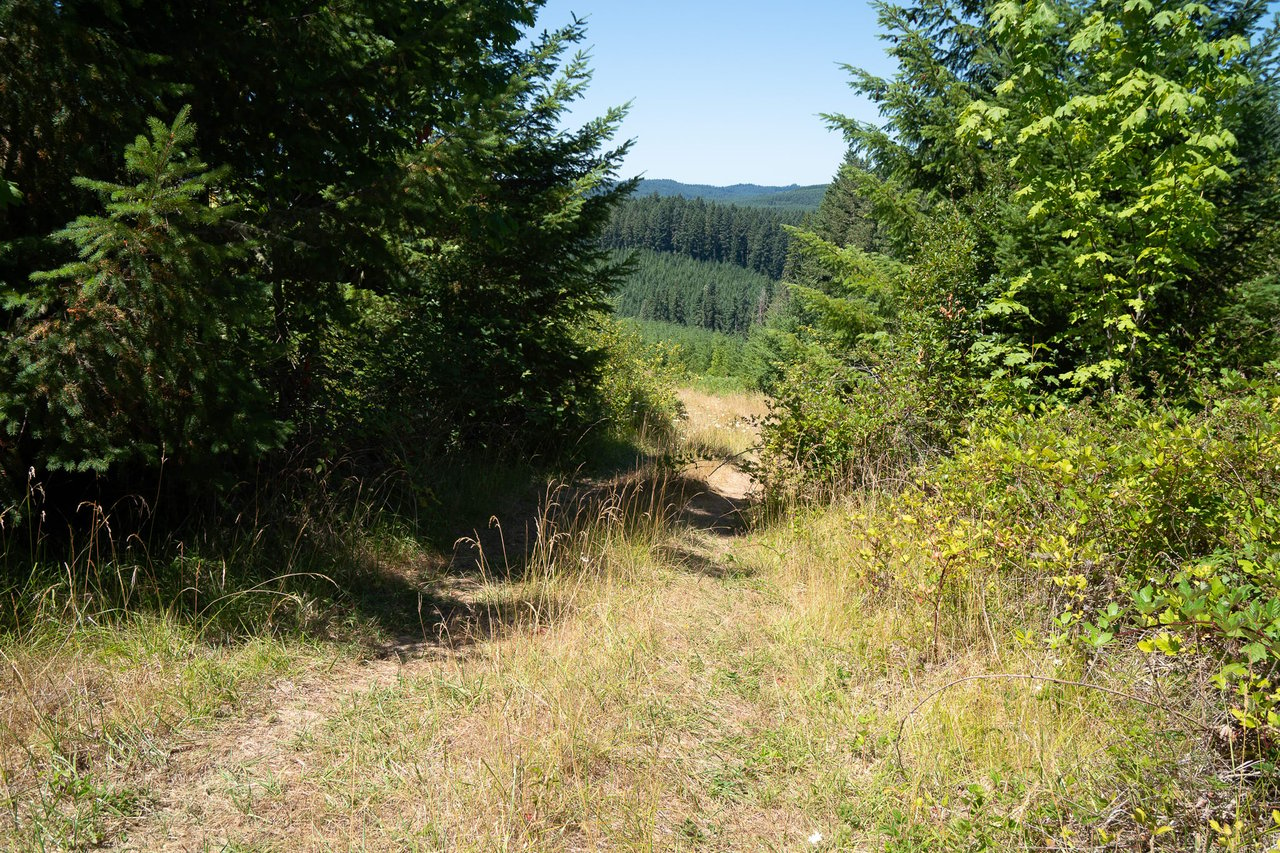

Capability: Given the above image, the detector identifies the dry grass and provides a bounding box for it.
[0,619,317,849]
[138,541,790,850]
[0,387,1248,851]
[111,499,1174,852]
[676,388,767,462]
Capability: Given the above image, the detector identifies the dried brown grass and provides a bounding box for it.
[2,387,1230,851]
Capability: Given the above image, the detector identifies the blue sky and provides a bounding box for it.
[534,0,896,186]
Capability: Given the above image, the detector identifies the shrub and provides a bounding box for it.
[583,319,685,447]
[756,349,950,497]
[757,211,1000,497]
[2,109,278,482]
[896,374,1280,750]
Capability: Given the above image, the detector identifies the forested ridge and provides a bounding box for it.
[600,193,801,344]
[600,193,801,280]
[611,249,780,335]
[5,0,1280,847]
[602,167,887,346]
[635,179,827,210]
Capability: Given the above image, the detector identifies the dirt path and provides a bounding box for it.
[117,390,767,852]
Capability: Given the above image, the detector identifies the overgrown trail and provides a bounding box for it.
[15,386,1218,851]
[117,390,791,851]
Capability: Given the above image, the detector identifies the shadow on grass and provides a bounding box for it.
[655,543,755,580]
[1,435,757,656]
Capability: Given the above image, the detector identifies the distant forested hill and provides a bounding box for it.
[612,249,780,335]
[637,180,826,211]
[604,183,818,342]
[601,194,803,280]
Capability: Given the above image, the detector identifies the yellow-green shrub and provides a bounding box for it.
[582,318,685,445]
[907,375,1280,748]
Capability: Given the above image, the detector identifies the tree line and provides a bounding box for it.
[612,249,781,335]
[599,194,802,280]
[635,179,826,211]
[763,0,1280,473]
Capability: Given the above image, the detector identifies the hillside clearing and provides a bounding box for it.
[2,389,1252,851]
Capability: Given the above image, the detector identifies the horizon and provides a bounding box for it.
[638,178,827,189]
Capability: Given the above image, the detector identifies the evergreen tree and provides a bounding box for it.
[381,18,636,446]
[599,194,803,280]
[610,249,779,335]
[1,109,276,478]
[0,1,638,510]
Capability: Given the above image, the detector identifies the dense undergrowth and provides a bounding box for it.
[739,4,1280,840]
[753,369,1280,847]
[923,379,1280,745]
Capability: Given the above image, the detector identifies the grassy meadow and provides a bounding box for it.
[3,385,1268,852]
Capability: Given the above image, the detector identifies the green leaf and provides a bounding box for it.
[1242,643,1269,664]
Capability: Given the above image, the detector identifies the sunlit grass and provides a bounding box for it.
[1,387,1266,850]
[0,616,317,848]
[677,387,767,461]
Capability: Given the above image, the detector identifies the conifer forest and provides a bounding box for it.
[2,0,1280,849]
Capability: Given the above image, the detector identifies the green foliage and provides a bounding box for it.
[763,0,1280,509]
[0,0,176,279]
[624,318,774,389]
[613,249,780,334]
[385,20,635,449]
[0,2,634,520]
[804,153,888,254]
[1200,275,1280,371]
[785,227,903,347]
[600,194,802,280]
[760,211,996,491]
[896,376,1280,751]
[831,0,996,204]
[759,352,896,491]
[584,319,685,443]
[0,181,20,210]
[758,347,955,497]
[825,0,1280,397]
[1,109,277,476]
[960,0,1259,390]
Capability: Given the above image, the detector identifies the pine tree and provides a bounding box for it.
[383,18,637,446]
[2,108,277,475]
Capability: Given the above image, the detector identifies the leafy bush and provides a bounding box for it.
[756,350,952,497]
[758,212,993,496]
[885,374,1280,751]
[624,319,746,378]
[1200,276,1280,374]
[584,319,685,446]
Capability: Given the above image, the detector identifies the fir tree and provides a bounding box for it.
[2,108,277,476]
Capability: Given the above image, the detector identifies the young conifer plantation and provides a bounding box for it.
[2,0,1280,849]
